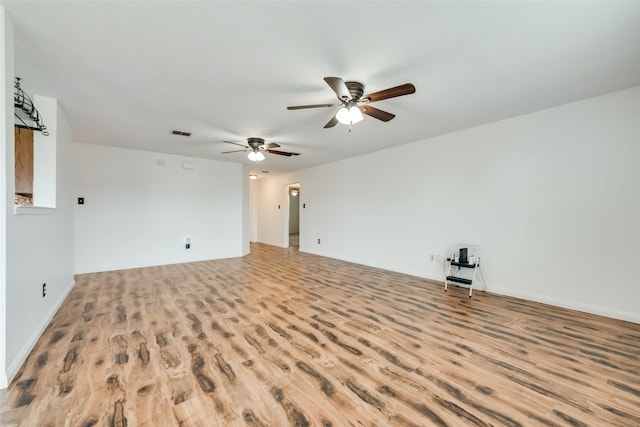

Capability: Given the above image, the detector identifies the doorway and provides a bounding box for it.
[288,184,300,248]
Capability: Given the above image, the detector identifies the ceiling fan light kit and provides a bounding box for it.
[247,151,265,162]
[336,102,364,125]
[287,76,415,129]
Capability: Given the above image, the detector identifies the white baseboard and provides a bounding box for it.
[420,272,638,324]
[394,268,640,324]
[4,278,75,387]
[298,251,639,324]
[489,286,640,324]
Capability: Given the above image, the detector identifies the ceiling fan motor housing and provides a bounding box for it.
[247,137,265,150]
[345,81,364,101]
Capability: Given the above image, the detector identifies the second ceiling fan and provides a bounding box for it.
[287,77,416,128]
[222,137,300,162]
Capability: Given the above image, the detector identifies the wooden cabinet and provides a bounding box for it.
[15,127,34,197]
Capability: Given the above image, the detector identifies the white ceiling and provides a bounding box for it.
[3,1,640,176]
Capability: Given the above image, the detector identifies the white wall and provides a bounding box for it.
[73,143,245,273]
[0,5,12,388]
[4,89,75,386]
[241,165,251,255]
[32,95,57,208]
[257,176,290,247]
[256,86,640,323]
[1,8,73,388]
[249,178,258,242]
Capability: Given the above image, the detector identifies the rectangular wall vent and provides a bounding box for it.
[171,130,191,137]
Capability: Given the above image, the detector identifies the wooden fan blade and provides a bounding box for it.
[324,77,351,100]
[223,140,248,148]
[361,105,395,122]
[363,83,415,103]
[287,103,336,110]
[324,115,339,128]
[265,142,280,149]
[221,149,247,154]
[267,149,300,157]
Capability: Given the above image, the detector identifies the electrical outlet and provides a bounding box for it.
[185,236,191,249]
[42,283,46,297]
[317,238,321,244]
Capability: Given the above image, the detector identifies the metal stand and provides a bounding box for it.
[444,244,481,297]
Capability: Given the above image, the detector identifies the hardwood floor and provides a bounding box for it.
[1,243,639,426]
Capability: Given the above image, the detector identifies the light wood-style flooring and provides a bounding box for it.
[1,243,639,426]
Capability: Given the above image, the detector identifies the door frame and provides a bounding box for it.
[283,182,300,248]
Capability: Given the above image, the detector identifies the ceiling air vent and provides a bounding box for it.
[171,130,191,137]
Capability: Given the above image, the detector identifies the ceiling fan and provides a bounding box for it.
[287,77,416,128]
[221,137,300,162]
